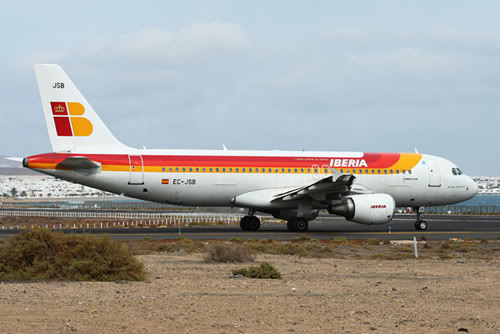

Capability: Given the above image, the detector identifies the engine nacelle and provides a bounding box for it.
[328,194,395,225]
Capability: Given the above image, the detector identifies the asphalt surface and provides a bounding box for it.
[1,214,500,240]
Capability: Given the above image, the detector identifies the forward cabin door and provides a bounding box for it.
[426,159,441,187]
[128,155,144,185]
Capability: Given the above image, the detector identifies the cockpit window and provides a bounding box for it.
[452,168,457,176]
[457,168,463,175]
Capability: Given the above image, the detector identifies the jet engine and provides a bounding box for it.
[328,194,395,225]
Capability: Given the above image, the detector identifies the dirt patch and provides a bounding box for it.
[0,253,499,333]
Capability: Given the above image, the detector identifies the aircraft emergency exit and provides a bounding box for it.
[23,64,478,232]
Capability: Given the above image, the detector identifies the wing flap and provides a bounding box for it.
[272,174,356,202]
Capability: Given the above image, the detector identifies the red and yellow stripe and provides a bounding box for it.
[25,152,422,175]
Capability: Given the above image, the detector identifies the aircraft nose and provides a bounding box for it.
[467,177,479,198]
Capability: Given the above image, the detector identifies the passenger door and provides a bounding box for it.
[128,155,144,185]
[426,159,441,187]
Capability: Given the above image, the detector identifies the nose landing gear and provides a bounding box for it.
[414,207,428,231]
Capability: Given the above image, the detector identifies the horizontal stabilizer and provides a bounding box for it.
[6,157,23,162]
[56,157,101,175]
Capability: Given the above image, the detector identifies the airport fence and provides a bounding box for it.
[0,210,263,230]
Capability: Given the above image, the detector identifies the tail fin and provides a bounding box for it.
[34,64,128,152]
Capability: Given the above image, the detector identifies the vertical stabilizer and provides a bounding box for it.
[34,64,129,152]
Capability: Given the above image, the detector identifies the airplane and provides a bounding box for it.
[22,64,478,232]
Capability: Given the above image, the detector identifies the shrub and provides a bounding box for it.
[331,236,348,244]
[294,235,313,242]
[0,229,146,281]
[232,262,282,279]
[204,243,254,263]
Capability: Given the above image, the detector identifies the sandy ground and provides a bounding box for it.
[0,254,499,334]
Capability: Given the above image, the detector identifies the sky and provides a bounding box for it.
[1,0,499,175]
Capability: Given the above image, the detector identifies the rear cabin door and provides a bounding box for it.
[128,155,144,185]
[426,159,441,187]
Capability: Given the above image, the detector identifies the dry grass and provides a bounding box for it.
[204,243,254,263]
[122,238,500,261]
[0,229,146,281]
[232,262,282,279]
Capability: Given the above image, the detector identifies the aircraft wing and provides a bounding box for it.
[233,174,356,208]
[271,174,356,203]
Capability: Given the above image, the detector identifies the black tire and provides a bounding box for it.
[286,218,309,232]
[248,216,261,231]
[295,218,309,232]
[287,218,297,232]
[240,216,250,231]
[418,220,428,231]
[414,222,421,231]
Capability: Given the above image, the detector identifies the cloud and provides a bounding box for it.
[76,22,250,69]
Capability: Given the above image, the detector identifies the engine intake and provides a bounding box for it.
[328,194,395,225]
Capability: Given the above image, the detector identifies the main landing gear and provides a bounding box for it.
[414,207,428,231]
[240,209,261,231]
[286,217,309,232]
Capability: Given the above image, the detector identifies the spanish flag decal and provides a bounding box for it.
[161,179,169,184]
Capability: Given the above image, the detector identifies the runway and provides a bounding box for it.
[1,214,499,240]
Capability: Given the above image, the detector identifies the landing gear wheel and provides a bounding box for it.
[240,216,251,231]
[415,220,428,231]
[247,216,261,231]
[240,215,261,231]
[286,217,309,232]
[287,219,297,232]
[413,207,428,231]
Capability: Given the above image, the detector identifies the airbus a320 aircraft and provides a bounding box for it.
[23,65,478,232]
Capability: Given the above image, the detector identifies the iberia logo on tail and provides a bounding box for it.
[50,102,93,136]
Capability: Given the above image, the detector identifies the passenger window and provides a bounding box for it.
[384,170,387,174]
[340,169,344,174]
[396,170,399,174]
[242,168,246,172]
[359,169,363,174]
[209,168,213,172]
[189,168,193,172]
[307,168,311,173]
[288,168,291,173]
[378,169,381,174]
[162,167,166,172]
[390,170,393,174]
[196,168,199,172]
[408,170,412,175]
[236,168,239,172]
[229,168,233,172]
[294,168,297,173]
[222,168,226,172]
[176,167,179,172]
[202,167,206,172]
[169,167,173,172]
[281,168,284,173]
[249,168,252,172]
[402,170,406,174]
[371,169,375,174]
[275,168,278,173]
[366,169,369,174]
